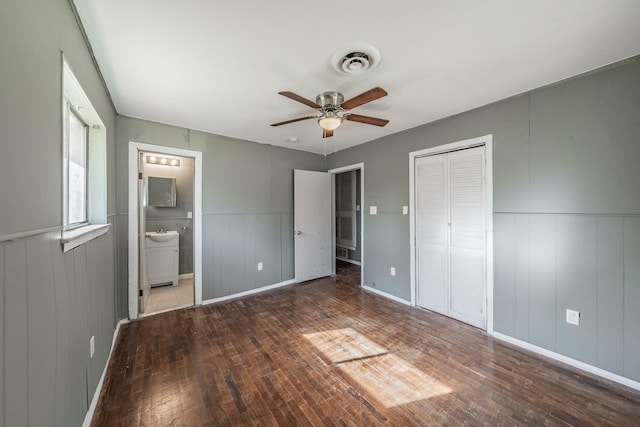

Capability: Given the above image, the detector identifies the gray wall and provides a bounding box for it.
[115,116,326,312]
[0,0,118,426]
[1,228,115,426]
[327,58,640,383]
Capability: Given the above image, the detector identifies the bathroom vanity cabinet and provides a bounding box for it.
[145,231,179,287]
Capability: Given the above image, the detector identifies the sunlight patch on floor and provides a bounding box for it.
[304,328,452,407]
[339,353,452,407]
[303,328,387,363]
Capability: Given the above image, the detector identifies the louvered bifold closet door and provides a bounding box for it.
[448,146,485,328]
[415,154,448,315]
[415,145,486,329]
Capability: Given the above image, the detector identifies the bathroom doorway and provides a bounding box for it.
[141,152,194,315]
[128,142,203,320]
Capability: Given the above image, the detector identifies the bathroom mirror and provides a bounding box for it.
[147,176,176,207]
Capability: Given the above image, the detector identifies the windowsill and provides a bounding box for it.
[61,223,110,253]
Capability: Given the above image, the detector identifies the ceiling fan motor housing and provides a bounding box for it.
[316,91,344,109]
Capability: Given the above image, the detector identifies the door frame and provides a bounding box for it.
[328,163,364,286]
[128,141,203,320]
[409,135,494,332]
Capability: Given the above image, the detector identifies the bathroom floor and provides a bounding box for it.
[143,277,194,316]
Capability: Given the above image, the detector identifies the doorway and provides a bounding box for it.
[409,136,493,331]
[293,164,364,284]
[329,163,364,285]
[140,152,194,315]
[128,142,203,320]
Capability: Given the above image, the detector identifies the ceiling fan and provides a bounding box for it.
[271,87,389,138]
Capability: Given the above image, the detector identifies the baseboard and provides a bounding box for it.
[179,273,194,280]
[362,285,411,306]
[492,332,640,392]
[201,279,296,305]
[82,318,130,427]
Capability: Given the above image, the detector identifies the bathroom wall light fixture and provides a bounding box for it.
[146,155,180,166]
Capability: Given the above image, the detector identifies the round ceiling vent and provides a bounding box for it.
[341,52,370,74]
[331,44,381,76]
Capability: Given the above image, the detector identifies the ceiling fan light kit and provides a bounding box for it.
[318,113,343,131]
[316,92,344,130]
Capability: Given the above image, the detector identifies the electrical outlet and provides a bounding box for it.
[566,309,580,326]
[257,262,263,271]
[390,267,396,276]
[369,206,377,215]
[90,336,95,359]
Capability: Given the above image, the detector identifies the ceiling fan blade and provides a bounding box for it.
[278,91,321,108]
[341,87,388,110]
[345,114,389,127]
[270,116,316,126]
[323,128,334,138]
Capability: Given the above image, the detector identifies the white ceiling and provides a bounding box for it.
[74,0,640,155]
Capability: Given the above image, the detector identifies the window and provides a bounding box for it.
[63,103,89,227]
[61,56,108,252]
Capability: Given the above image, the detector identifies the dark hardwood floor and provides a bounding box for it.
[92,262,640,426]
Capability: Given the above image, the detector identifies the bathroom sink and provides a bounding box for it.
[145,230,178,243]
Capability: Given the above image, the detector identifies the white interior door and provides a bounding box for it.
[415,146,486,329]
[294,169,332,282]
[138,158,150,313]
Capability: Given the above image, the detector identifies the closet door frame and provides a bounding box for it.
[409,134,494,332]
